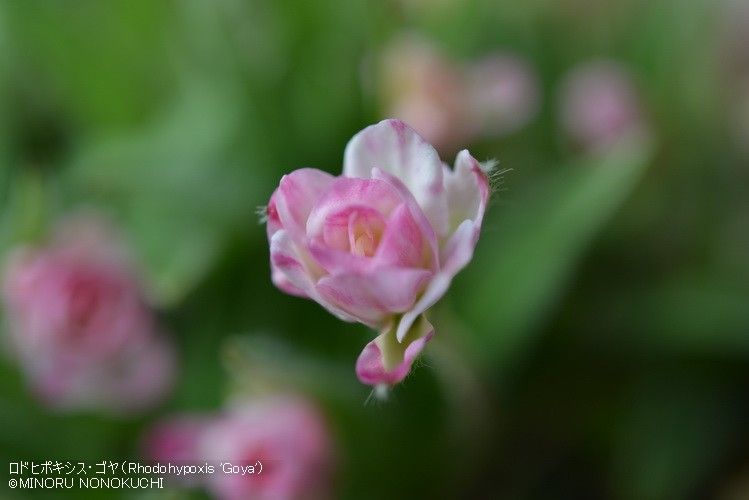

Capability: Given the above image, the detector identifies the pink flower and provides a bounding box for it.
[143,414,211,463]
[466,54,540,137]
[1,215,175,413]
[379,35,474,153]
[266,119,490,387]
[732,84,749,155]
[558,60,647,152]
[377,36,539,152]
[142,414,212,487]
[199,397,333,500]
[720,1,749,76]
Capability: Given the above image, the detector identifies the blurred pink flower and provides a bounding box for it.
[721,0,749,76]
[379,36,474,153]
[200,397,333,500]
[266,119,490,387]
[378,36,539,152]
[142,414,212,463]
[1,215,175,413]
[467,54,540,137]
[141,413,212,487]
[558,60,647,152]
[733,82,749,155]
[720,3,749,155]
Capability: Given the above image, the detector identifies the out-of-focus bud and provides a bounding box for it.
[378,35,539,153]
[558,60,647,153]
[720,1,749,156]
[733,82,749,153]
[379,35,473,154]
[466,54,540,137]
[721,0,749,76]
[1,214,175,414]
[200,397,334,500]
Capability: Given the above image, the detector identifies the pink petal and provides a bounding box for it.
[343,119,449,238]
[266,193,305,297]
[395,273,451,342]
[443,150,490,236]
[270,231,358,323]
[307,241,370,275]
[375,203,428,269]
[270,266,308,297]
[356,317,434,386]
[270,230,317,298]
[273,168,335,240]
[395,150,490,341]
[305,177,402,241]
[265,192,283,240]
[309,202,430,274]
[270,230,309,297]
[321,205,386,254]
[371,167,439,272]
[316,267,432,327]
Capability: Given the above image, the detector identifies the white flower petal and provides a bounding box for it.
[343,119,449,238]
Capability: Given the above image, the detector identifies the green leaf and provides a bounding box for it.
[1,0,173,128]
[68,79,267,306]
[614,278,749,355]
[221,335,361,405]
[610,375,740,500]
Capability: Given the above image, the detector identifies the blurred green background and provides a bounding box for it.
[1,0,748,499]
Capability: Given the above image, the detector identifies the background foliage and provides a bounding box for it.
[0,0,748,499]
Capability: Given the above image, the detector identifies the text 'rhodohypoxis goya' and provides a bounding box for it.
[265,119,491,388]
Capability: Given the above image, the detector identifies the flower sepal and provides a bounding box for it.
[356,314,434,388]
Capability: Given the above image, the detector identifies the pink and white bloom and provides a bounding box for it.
[200,397,333,500]
[558,60,647,152]
[1,215,175,413]
[266,119,491,387]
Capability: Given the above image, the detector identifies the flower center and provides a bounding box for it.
[348,210,384,257]
[67,274,106,332]
[322,205,386,258]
